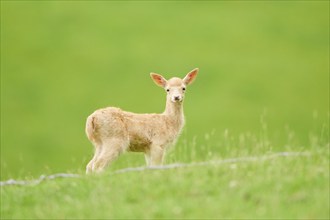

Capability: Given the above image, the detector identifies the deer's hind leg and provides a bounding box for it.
[92,137,129,173]
[86,141,103,174]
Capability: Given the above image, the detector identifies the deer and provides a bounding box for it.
[85,68,199,174]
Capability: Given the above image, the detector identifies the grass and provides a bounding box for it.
[1,133,329,219]
[1,1,329,219]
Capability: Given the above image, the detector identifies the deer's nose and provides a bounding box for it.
[174,96,180,101]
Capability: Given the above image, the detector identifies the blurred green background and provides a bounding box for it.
[1,1,328,180]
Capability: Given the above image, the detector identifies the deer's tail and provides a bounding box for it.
[86,115,97,142]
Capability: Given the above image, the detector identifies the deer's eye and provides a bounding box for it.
[182,87,186,91]
[166,89,170,92]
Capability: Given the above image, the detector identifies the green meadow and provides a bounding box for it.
[1,1,329,219]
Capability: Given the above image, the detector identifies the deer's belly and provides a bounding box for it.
[127,134,151,152]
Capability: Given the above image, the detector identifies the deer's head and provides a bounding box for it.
[150,68,199,103]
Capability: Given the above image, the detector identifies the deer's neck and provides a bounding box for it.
[163,98,185,130]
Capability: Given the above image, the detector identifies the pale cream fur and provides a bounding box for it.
[85,68,199,174]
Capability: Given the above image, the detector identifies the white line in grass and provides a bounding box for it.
[0,173,81,187]
[0,151,311,187]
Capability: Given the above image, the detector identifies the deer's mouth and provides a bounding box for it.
[171,96,183,103]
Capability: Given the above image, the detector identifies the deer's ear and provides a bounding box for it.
[183,68,199,85]
[150,73,167,88]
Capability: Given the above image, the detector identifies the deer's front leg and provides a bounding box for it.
[145,145,165,167]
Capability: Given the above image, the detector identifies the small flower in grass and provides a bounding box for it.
[229,180,238,188]
[172,206,183,215]
[230,163,237,170]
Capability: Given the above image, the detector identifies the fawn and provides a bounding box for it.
[85,68,199,173]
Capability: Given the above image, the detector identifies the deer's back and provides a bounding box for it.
[87,107,182,151]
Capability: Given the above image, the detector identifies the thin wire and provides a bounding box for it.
[0,151,310,187]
